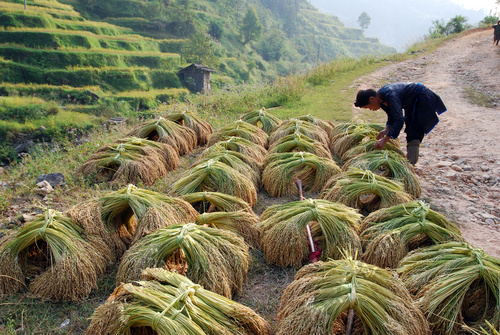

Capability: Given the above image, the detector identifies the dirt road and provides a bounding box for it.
[354,28,500,256]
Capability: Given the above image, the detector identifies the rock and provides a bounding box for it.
[20,213,37,223]
[468,207,479,214]
[462,165,473,171]
[59,319,70,328]
[35,180,53,196]
[14,140,35,153]
[105,117,127,125]
[456,158,467,165]
[436,161,453,167]
[481,165,490,172]
[36,173,66,188]
[39,126,46,132]
[482,174,491,180]
[451,164,463,172]
[451,154,460,160]
[485,219,495,225]
[445,171,458,180]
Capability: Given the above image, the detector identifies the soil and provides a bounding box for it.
[352,27,500,257]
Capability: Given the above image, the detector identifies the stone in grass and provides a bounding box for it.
[36,173,66,188]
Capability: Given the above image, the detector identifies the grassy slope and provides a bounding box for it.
[0,37,447,335]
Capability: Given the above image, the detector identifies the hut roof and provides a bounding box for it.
[180,63,215,73]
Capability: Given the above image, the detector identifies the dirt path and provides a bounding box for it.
[353,28,500,256]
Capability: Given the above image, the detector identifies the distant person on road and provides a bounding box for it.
[492,20,500,45]
[354,82,447,164]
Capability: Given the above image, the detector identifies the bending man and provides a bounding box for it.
[354,82,446,164]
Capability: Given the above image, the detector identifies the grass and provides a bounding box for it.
[464,86,497,108]
[0,1,82,17]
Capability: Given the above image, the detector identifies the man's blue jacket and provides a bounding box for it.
[378,82,447,139]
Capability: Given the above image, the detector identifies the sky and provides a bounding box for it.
[450,0,499,13]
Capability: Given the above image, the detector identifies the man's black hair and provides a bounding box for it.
[354,89,377,107]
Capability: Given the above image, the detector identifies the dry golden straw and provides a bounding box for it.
[262,152,341,197]
[115,223,249,298]
[207,120,269,148]
[321,168,413,212]
[277,253,430,335]
[87,268,271,335]
[240,107,282,134]
[99,184,198,246]
[360,200,463,268]
[163,110,213,145]
[259,198,362,267]
[398,242,500,335]
[343,150,421,197]
[127,117,198,155]
[171,160,258,207]
[195,210,261,248]
[0,209,107,301]
[79,137,179,185]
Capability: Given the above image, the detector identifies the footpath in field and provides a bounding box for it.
[352,28,500,257]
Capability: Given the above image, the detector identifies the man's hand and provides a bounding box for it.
[376,126,390,140]
[374,135,390,149]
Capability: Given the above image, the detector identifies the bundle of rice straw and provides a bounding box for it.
[398,242,500,335]
[340,138,404,162]
[181,191,252,214]
[65,199,127,263]
[201,136,267,165]
[360,200,463,268]
[0,209,107,301]
[163,110,213,145]
[277,253,430,335]
[195,210,261,248]
[171,160,258,207]
[127,117,197,155]
[343,150,421,197]
[194,151,261,187]
[207,120,269,148]
[241,107,282,134]
[99,184,198,246]
[321,168,413,212]
[330,122,386,157]
[268,132,333,159]
[79,137,179,185]
[262,152,341,197]
[196,146,263,174]
[269,119,330,148]
[259,198,361,267]
[87,268,271,335]
[116,223,249,298]
[293,114,335,137]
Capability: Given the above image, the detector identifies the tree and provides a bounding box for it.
[429,15,471,37]
[181,32,218,68]
[357,11,371,31]
[240,5,263,44]
[258,29,286,61]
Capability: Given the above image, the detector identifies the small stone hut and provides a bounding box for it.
[179,63,215,92]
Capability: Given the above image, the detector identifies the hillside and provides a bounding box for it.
[0,0,395,163]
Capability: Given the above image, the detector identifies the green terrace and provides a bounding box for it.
[0,29,184,52]
[0,1,82,18]
[0,59,183,91]
[0,46,181,70]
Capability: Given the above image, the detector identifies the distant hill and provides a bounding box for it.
[310,0,486,51]
[0,0,397,163]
